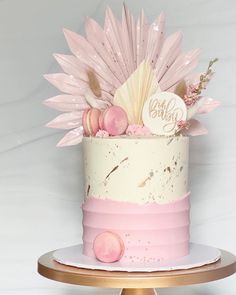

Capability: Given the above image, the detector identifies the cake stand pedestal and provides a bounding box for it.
[38,249,236,295]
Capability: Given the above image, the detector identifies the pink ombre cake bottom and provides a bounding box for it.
[82,193,190,263]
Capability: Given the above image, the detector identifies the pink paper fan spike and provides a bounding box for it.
[46,112,83,130]
[104,7,127,83]
[118,20,130,77]
[136,9,149,66]
[136,12,142,67]
[43,95,89,112]
[63,29,121,88]
[116,9,133,76]
[146,12,165,68]
[57,127,83,147]
[121,4,136,74]
[123,4,137,70]
[54,54,115,99]
[105,7,130,79]
[184,119,208,136]
[54,54,88,82]
[198,98,221,114]
[85,17,104,43]
[155,31,183,82]
[85,17,122,88]
[130,7,137,68]
[160,48,200,91]
[44,73,87,96]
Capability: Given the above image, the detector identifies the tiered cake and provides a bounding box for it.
[44,5,219,264]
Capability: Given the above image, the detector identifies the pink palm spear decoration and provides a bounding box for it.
[44,4,201,147]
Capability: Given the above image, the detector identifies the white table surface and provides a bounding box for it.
[0,0,235,294]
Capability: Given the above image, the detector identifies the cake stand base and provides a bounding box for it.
[38,249,236,294]
[120,288,157,295]
[53,243,221,272]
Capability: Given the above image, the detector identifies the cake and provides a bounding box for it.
[82,136,190,262]
[44,5,220,264]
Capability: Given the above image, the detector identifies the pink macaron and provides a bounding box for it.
[93,231,125,263]
[99,106,128,136]
[82,108,101,136]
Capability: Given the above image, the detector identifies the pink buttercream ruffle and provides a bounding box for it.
[126,124,151,136]
[95,129,109,138]
[82,193,190,263]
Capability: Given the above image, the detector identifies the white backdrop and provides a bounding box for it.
[0,0,235,294]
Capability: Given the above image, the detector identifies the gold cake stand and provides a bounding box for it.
[38,249,236,295]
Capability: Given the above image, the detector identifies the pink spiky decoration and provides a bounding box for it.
[44,4,217,147]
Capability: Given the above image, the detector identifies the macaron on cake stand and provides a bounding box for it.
[39,4,236,295]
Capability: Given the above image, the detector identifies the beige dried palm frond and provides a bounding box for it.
[113,61,160,124]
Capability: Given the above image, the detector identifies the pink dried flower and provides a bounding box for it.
[95,130,109,138]
[183,84,201,107]
[126,125,151,136]
[182,58,218,108]
[177,119,208,136]
[177,120,190,132]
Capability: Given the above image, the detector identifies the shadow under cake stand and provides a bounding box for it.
[38,247,236,295]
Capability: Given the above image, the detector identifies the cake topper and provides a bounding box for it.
[43,4,220,146]
[142,92,187,136]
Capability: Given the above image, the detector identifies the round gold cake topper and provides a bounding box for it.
[142,92,187,136]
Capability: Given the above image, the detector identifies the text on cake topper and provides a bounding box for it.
[142,92,187,135]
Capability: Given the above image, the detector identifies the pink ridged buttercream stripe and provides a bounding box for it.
[83,211,189,230]
[83,241,189,262]
[82,193,190,262]
[82,192,190,214]
[83,226,189,245]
